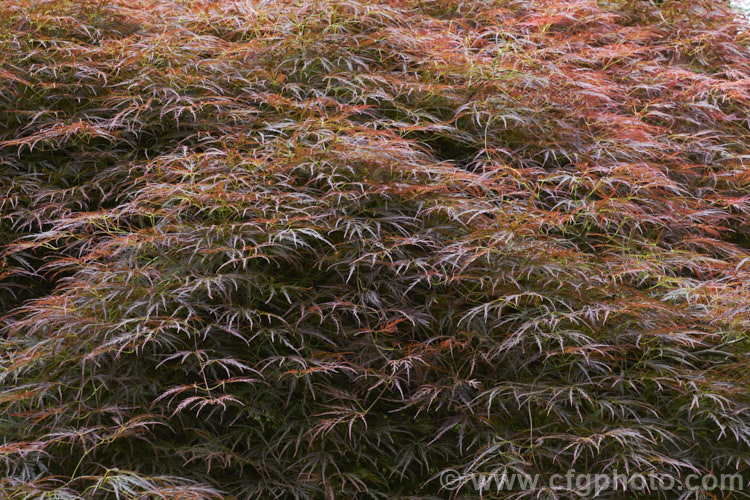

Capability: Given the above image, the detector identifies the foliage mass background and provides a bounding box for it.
[1,0,750,498]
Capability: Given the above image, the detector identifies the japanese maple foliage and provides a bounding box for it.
[1,0,750,498]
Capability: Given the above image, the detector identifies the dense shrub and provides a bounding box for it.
[1,0,750,498]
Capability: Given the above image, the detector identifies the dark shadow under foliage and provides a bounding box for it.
[1,0,750,498]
